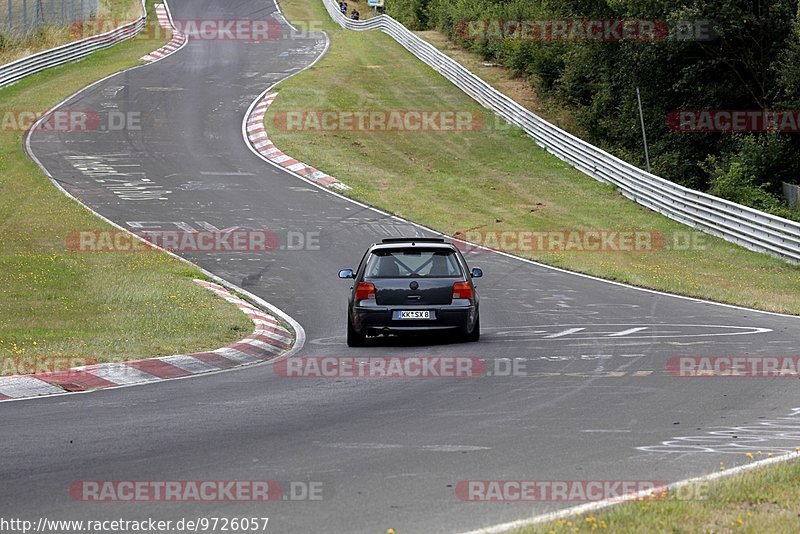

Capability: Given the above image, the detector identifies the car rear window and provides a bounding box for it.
[365,249,462,278]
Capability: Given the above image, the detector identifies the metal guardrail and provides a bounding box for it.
[0,0,146,90]
[322,0,800,263]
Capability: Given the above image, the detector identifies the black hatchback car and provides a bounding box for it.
[338,237,482,346]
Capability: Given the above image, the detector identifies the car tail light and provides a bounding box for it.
[355,282,376,300]
[452,281,473,300]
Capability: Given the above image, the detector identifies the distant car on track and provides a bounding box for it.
[338,237,482,346]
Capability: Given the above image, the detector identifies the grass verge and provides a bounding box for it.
[517,458,800,533]
[268,0,800,315]
[415,30,583,138]
[0,0,253,373]
[0,0,144,64]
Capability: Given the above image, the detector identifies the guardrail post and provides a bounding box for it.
[636,86,651,173]
[783,182,799,208]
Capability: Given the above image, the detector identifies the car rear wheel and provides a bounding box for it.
[464,314,480,342]
[347,317,366,347]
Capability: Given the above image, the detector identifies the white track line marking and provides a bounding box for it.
[544,328,585,338]
[159,355,219,374]
[607,327,649,337]
[91,365,160,385]
[457,451,800,534]
[0,376,64,398]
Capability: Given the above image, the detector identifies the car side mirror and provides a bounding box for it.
[471,267,483,278]
[338,269,355,279]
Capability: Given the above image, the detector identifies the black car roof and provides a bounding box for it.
[370,238,455,252]
[379,237,445,244]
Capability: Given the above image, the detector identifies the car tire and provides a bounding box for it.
[347,317,366,347]
[464,314,480,342]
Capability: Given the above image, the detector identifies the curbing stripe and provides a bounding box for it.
[214,347,262,364]
[0,281,296,401]
[126,359,191,379]
[154,3,171,28]
[159,355,220,374]
[244,91,350,190]
[255,324,292,336]
[251,330,293,346]
[90,364,161,386]
[228,343,271,359]
[248,335,290,347]
[253,325,286,335]
[253,322,289,333]
[242,339,285,354]
[0,376,64,398]
[35,370,117,391]
[191,352,243,369]
[140,2,187,63]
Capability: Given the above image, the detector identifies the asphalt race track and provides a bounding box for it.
[5,0,800,532]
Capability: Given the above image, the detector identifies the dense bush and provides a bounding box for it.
[703,134,800,219]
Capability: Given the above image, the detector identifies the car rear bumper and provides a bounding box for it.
[352,304,476,335]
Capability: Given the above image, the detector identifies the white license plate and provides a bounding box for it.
[399,310,430,319]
